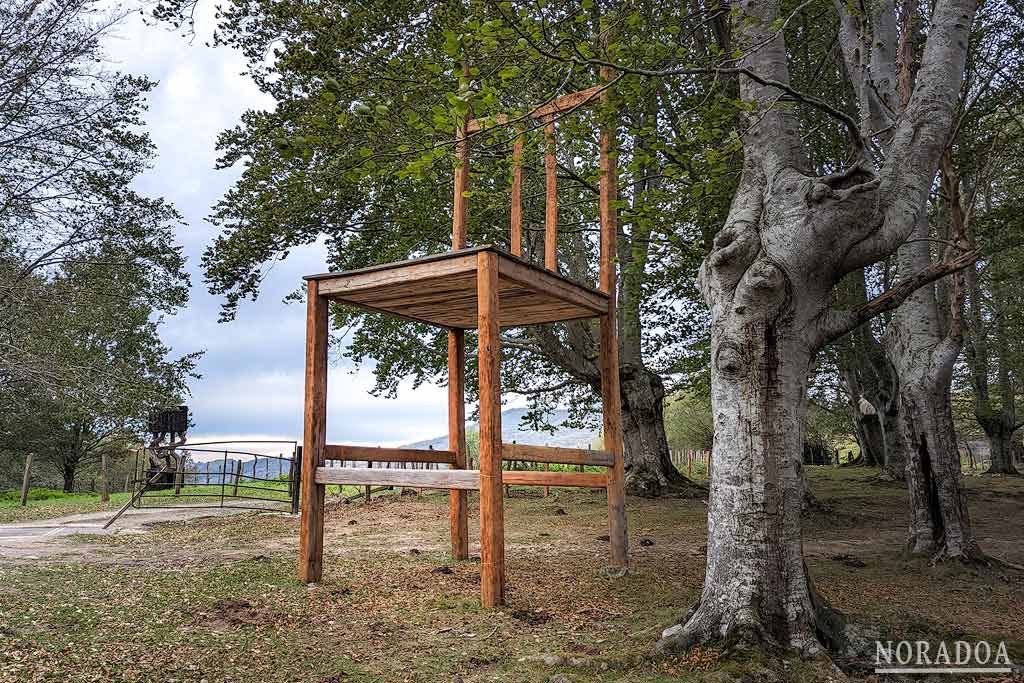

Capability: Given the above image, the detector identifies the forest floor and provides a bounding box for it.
[0,467,1021,683]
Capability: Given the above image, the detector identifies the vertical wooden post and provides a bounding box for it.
[599,70,628,568]
[544,462,550,497]
[543,119,558,271]
[100,452,110,503]
[298,279,328,584]
[448,329,469,560]
[510,135,523,256]
[365,460,372,503]
[453,62,471,250]
[175,455,186,496]
[20,452,33,507]
[477,250,505,607]
[450,69,472,561]
[231,459,242,496]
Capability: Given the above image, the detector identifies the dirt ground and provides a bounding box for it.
[0,468,1021,683]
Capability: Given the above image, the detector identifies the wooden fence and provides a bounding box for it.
[668,450,712,479]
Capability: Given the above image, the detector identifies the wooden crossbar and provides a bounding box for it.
[465,85,604,133]
[501,470,608,488]
[315,467,481,490]
[501,443,614,467]
[324,444,457,465]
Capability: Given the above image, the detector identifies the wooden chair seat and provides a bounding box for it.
[305,246,608,329]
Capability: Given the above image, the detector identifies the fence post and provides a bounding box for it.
[174,454,185,496]
[221,451,228,506]
[20,452,34,507]
[291,446,302,515]
[365,459,372,503]
[232,459,243,496]
[100,452,110,503]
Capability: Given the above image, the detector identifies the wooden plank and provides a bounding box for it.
[530,85,604,120]
[324,444,457,465]
[602,310,628,568]
[298,279,328,584]
[448,329,469,560]
[465,113,509,134]
[317,256,477,298]
[452,115,469,249]
[315,467,481,490]
[497,257,607,313]
[501,443,614,467]
[502,470,608,488]
[599,88,617,295]
[477,250,505,607]
[544,119,557,271]
[465,86,603,132]
[510,135,523,257]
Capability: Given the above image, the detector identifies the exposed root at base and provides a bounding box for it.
[626,470,707,499]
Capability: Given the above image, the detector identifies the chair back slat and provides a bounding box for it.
[452,83,615,281]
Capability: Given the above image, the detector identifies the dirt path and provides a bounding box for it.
[0,503,288,561]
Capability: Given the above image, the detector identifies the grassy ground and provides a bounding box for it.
[0,468,1021,682]
[0,489,133,523]
[0,480,300,524]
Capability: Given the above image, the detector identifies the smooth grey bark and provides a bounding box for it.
[658,0,978,654]
[886,219,981,559]
[836,0,984,556]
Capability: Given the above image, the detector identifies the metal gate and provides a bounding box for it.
[131,440,301,514]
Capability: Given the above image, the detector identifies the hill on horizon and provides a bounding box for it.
[401,407,598,450]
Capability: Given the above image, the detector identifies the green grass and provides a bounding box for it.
[1,472,1023,681]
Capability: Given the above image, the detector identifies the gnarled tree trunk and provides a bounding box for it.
[887,206,983,560]
[900,375,981,558]
[658,0,977,654]
[661,311,830,653]
[620,364,697,496]
[980,416,1019,475]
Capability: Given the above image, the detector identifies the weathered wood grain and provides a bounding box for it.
[298,280,328,583]
[448,329,469,560]
[324,444,457,465]
[315,467,481,490]
[501,470,608,488]
[477,250,505,607]
[501,443,614,467]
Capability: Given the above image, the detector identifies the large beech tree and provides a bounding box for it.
[656,0,979,653]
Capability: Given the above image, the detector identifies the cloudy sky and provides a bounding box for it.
[103,5,450,449]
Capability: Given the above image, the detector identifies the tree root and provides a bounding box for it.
[656,597,831,658]
[625,469,707,499]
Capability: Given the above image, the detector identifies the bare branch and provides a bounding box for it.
[818,249,980,346]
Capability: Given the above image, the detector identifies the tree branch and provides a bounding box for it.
[818,249,980,346]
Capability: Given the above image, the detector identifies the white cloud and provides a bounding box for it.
[99,8,451,447]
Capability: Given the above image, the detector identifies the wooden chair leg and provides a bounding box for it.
[477,251,505,606]
[298,280,328,583]
[601,313,628,568]
[449,329,469,561]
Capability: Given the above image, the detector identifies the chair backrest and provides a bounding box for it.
[450,77,618,295]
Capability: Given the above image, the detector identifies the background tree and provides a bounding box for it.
[954,10,1024,475]
[0,0,198,491]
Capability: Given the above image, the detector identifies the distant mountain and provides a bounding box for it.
[402,407,598,450]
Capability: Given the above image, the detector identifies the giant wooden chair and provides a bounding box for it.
[297,80,627,608]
